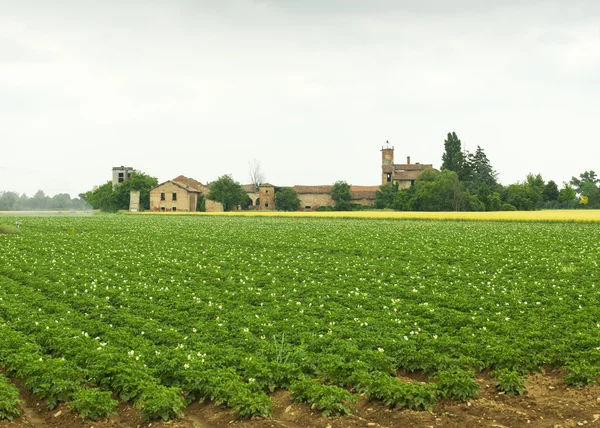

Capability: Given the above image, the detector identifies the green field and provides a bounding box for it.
[1,215,599,420]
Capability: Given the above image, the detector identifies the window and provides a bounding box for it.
[160,192,165,201]
[265,189,269,193]
[118,172,124,183]
[172,192,177,201]
[265,203,269,208]
[305,206,311,209]
[127,173,131,178]
[386,173,392,183]
[255,198,260,206]
[160,207,165,212]
[172,207,177,212]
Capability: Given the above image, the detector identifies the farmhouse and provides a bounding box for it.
[144,144,433,212]
[149,175,214,212]
[381,145,433,188]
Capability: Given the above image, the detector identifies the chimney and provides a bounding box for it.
[407,156,411,165]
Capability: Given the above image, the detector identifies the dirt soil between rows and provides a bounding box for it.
[2,371,600,428]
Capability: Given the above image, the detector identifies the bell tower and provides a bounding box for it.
[381,141,394,185]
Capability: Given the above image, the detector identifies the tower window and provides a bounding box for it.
[386,173,392,182]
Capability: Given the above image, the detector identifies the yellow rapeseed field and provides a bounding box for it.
[133,209,600,222]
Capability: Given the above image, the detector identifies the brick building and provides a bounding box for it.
[149,175,210,212]
[381,144,433,188]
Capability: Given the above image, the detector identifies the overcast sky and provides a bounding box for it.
[1,0,599,197]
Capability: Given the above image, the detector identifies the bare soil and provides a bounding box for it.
[2,371,600,428]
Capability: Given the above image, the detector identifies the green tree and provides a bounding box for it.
[275,187,301,211]
[558,183,576,205]
[49,193,72,210]
[467,146,498,190]
[580,181,600,207]
[524,173,545,209]
[412,169,466,211]
[502,183,538,211]
[441,132,467,180]
[0,191,19,211]
[374,182,399,209]
[31,190,49,210]
[392,188,415,211]
[570,171,599,194]
[206,175,248,211]
[542,180,559,203]
[86,182,119,212]
[331,181,352,211]
[114,171,158,210]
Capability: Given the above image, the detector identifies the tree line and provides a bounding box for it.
[374,132,596,211]
[3,133,597,212]
[0,190,90,211]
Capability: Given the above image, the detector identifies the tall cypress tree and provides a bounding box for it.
[441,132,466,179]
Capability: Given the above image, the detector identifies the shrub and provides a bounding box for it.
[0,225,18,235]
[135,385,186,421]
[289,377,358,416]
[563,362,599,387]
[228,388,273,418]
[70,388,117,421]
[490,369,526,395]
[363,372,437,411]
[0,375,21,420]
[432,369,480,401]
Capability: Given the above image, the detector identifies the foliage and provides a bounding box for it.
[0,375,21,420]
[432,369,480,401]
[2,216,600,420]
[0,190,89,211]
[0,225,18,234]
[570,171,599,194]
[362,372,437,410]
[135,386,186,421]
[542,181,559,203]
[375,182,399,209]
[331,181,352,211]
[113,171,158,211]
[206,175,249,211]
[275,187,301,211]
[84,171,158,212]
[563,362,599,387]
[290,377,358,416]
[441,132,467,180]
[70,389,118,421]
[85,182,119,212]
[412,169,465,211]
[490,369,526,395]
[558,183,577,205]
[464,146,498,191]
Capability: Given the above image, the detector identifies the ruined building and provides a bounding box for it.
[139,144,434,212]
[381,145,433,188]
[112,166,134,187]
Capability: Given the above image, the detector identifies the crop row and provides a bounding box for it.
[1,215,600,420]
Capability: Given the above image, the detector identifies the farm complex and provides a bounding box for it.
[1,214,600,426]
[141,145,432,212]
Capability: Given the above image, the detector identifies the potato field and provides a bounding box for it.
[0,215,599,423]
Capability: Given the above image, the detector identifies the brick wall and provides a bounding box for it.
[149,182,196,212]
